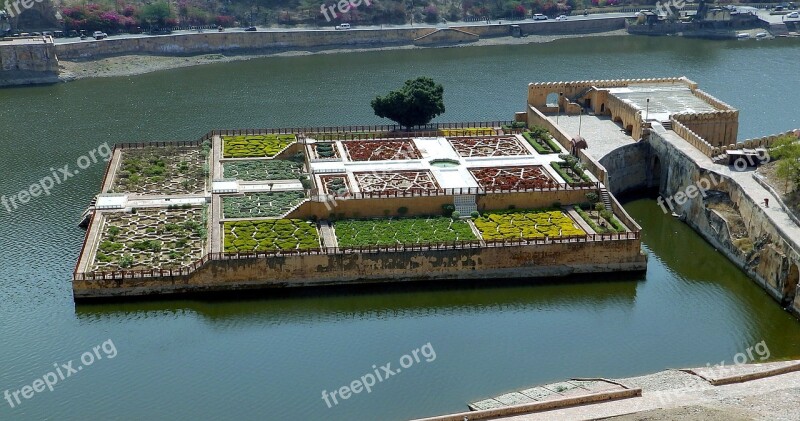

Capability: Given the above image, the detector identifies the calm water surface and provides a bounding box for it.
[1,36,799,420]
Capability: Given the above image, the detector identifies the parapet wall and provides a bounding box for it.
[527,77,693,107]
[672,111,739,147]
[0,36,59,86]
[73,237,646,299]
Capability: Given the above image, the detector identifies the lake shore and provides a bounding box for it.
[57,29,628,81]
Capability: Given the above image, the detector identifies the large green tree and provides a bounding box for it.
[371,77,445,129]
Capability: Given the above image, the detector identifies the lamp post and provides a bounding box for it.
[557,92,563,124]
[579,108,583,136]
[646,98,650,121]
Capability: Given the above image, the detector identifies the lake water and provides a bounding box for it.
[1,35,799,420]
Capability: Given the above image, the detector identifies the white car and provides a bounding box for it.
[555,15,568,21]
[533,14,548,20]
[786,12,800,18]
[335,23,351,30]
[93,31,107,40]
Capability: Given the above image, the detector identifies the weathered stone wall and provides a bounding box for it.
[55,18,626,60]
[647,129,800,316]
[672,110,739,148]
[0,36,58,86]
[73,237,646,299]
[598,141,652,196]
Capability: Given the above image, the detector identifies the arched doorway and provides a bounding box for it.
[784,263,799,303]
[600,103,605,113]
[546,92,559,108]
[650,155,662,189]
[625,124,633,135]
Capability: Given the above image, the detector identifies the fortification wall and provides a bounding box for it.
[72,237,646,299]
[0,36,59,86]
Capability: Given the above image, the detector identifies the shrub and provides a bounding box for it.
[595,203,605,212]
[442,204,455,216]
[470,211,480,218]
[451,211,461,219]
[585,192,599,204]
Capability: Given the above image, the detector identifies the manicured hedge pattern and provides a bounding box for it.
[334,217,477,247]
[223,219,319,252]
[222,192,306,218]
[474,210,586,241]
[223,159,303,181]
[223,135,296,158]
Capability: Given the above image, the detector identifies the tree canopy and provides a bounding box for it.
[770,134,800,192]
[371,77,445,129]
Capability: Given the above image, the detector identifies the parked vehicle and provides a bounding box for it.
[555,15,568,21]
[93,31,107,40]
[786,11,800,18]
[244,26,257,32]
[755,32,768,38]
[335,23,351,30]
[533,14,548,20]
[737,32,750,38]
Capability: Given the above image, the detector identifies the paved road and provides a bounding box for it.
[53,12,634,45]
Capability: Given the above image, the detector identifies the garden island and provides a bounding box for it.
[72,118,646,299]
[74,76,800,320]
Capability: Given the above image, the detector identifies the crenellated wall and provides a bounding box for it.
[672,111,739,148]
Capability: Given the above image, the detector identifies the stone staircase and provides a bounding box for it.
[454,195,477,216]
[600,188,612,211]
[770,23,790,37]
[661,120,673,131]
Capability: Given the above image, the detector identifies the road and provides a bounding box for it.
[53,12,634,45]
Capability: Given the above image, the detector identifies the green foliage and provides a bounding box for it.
[595,202,605,212]
[222,192,306,218]
[522,126,561,154]
[223,219,319,252]
[333,217,477,247]
[223,159,304,181]
[442,203,455,216]
[473,210,586,241]
[585,192,599,204]
[222,134,296,158]
[470,210,480,218]
[140,2,173,26]
[574,205,626,234]
[112,146,205,194]
[451,211,461,219]
[118,254,134,269]
[371,77,445,128]
[99,241,123,253]
[769,134,800,190]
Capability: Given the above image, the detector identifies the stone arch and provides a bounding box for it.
[600,103,605,113]
[613,115,622,124]
[650,155,662,189]
[625,124,634,135]
[546,92,559,107]
[784,263,799,303]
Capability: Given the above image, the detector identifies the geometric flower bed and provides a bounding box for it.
[522,126,561,154]
[342,140,421,161]
[334,217,477,247]
[311,142,339,160]
[111,146,207,195]
[222,134,296,158]
[223,219,320,252]
[470,166,555,191]
[473,210,586,241]
[222,159,304,181]
[354,170,440,194]
[440,128,496,136]
[448,136,531,157]
[222,191,306,219]
[319,175,352,196]
[91,208,207,271]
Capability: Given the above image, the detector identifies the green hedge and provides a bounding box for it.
[333,217,477,247]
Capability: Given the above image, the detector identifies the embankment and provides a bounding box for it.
[0,36,59,87]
